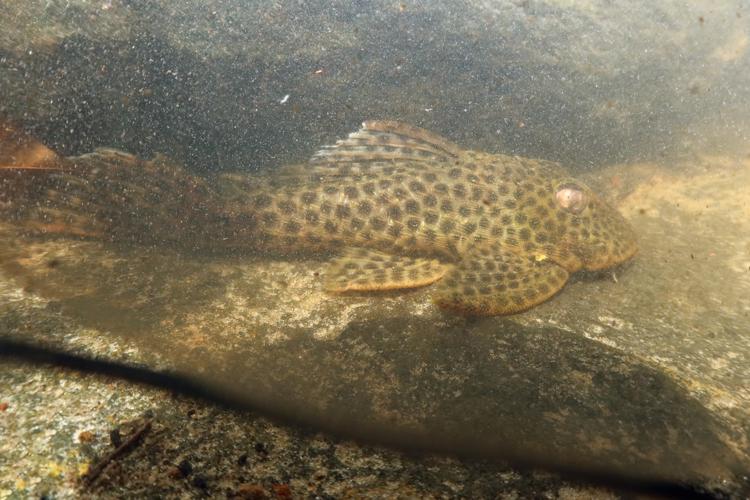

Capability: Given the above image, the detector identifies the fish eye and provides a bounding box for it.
[555,184,587,213]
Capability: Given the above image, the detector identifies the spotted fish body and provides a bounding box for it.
[2,121,637,315]
[211,121,637,314]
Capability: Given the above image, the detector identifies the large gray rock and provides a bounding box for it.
[1,155,750,496]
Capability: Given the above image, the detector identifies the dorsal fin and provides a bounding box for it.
[310,120,462,165]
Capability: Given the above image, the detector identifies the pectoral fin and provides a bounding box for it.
[326,248,446,292]
[433,250,569,316]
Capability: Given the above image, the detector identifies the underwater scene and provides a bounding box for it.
[1,0,750,498]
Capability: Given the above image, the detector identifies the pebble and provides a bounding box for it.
[235,483,269,499]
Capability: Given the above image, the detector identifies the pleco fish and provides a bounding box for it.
[1,121,637,316]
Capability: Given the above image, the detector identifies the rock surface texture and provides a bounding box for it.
[2,0,750,497]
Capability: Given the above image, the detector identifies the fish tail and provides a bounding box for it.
[1,133,226,248]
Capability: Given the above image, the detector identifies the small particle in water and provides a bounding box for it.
[313,68,324,75]
[46,258,60,269]
[690,253,695,259]
[638,208,646,214]
[167,466,183,479]
[192,475,208,489]
[78,430,95,443]
[237,484,268,498]
[47,462,64,478]
[698,15,704,24]
[313,271,320,277]
[237,453,249,466]
[279,94,290,104]
[0,401,8,411]
[77,463,91,477]
[177,459,193,477]
[273,484,293,499]
[254,442,269,458]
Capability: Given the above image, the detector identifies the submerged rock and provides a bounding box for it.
[1,154,750,496]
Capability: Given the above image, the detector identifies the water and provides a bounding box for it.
[1,1,749,497]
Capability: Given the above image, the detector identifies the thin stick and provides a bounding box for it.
[82,418,153,487]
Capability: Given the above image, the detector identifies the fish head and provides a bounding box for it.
[544,178,638,272]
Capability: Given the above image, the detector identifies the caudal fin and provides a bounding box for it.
[0,121,60,171]
[1,125,225,248]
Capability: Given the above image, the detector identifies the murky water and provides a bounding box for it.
[2,1,749,497]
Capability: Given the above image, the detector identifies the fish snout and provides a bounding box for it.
[579,214,638,271]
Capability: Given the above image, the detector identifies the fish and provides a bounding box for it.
[0,120,637,316]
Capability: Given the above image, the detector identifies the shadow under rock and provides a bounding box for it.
[211,314,746,486]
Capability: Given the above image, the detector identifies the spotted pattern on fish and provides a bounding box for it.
[2,121,637,315]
